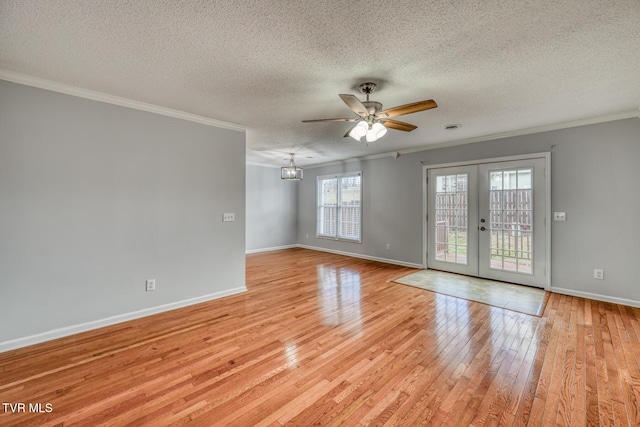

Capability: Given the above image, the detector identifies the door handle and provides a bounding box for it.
[480,226,486,231]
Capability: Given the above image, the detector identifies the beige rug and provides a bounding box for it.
[394,269,546,316]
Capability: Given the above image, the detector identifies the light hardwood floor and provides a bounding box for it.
[1,248,640,426]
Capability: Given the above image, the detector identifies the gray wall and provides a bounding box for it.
[298,156,424,265]
[246,164,298,251]
[0,80,246,345]
[297,118,640,304]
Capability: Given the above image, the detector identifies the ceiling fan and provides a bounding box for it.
[302,82,437,142]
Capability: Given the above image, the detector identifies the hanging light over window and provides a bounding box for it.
[281,154,303,180]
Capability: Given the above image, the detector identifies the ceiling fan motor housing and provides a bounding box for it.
[363,101,382,116]
[358,83,382,117]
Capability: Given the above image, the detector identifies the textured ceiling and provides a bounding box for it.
[1,0,639,166]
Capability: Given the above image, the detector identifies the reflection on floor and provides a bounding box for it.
[316,265,362,326]
[394,269,546,316]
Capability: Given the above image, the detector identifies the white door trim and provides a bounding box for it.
[422,152,551,290]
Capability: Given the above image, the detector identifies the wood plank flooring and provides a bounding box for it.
[1,248,640,426]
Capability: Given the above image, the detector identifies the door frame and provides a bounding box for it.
[422,152,552,290]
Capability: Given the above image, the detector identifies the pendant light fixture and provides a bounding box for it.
[281,153,303,180]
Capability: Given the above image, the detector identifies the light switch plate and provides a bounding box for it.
[223,213,235,222]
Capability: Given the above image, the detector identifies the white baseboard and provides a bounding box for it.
[550,286,640,308]
[297,244,423,269]
[245,244,298,254]
[0,286,247,353]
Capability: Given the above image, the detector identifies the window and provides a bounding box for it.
[317,172,362,242]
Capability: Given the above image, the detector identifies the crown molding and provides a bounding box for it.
[304,152,386,169]
[0,69,246,132]
[396,109,640,156]
[305,109,640,169]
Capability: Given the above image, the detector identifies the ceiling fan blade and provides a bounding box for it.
[377,99,437,118]
[302,118,357,123]
[380,119,417,132]
[339,94,368,117]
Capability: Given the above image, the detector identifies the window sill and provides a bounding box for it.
[316,235,362,244]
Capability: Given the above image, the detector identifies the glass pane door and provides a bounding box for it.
[479,158,547,288]
[435,173,469,264]
[427,157,548,289]
[488,168,533,273]
[427,165,478,276]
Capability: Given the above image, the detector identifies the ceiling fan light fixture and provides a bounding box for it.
[281,154,303,180]
[372,122,387,138]
[366,122,387,142]
[349,120,368,140]
[365,128,376,142]
[303,82,437,141]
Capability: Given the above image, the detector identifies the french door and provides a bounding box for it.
[426,157,548,288]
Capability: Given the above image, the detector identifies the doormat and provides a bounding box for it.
[393,269,547,316]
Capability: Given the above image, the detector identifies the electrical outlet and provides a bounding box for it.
[594,269,604,280]
[386,243,391,250]
[222,213,235,222]
[553,212,567,221]
[146,279,156,291]
[306,234,309,239]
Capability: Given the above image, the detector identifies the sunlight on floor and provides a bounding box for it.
[394,270,546,316]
